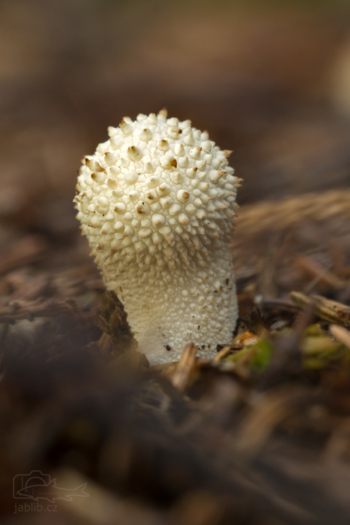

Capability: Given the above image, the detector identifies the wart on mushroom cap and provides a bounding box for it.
[75,111,239,365]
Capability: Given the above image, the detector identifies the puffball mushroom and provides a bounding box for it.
[74,110,239,365]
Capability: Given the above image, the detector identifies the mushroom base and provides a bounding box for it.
[106,254,238,365]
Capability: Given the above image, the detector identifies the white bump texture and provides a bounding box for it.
[75,112,239,365]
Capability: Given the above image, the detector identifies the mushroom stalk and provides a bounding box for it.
[75,111,239,365]
[108,235,236,364]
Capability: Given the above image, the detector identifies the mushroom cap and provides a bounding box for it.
[75,111,238,274]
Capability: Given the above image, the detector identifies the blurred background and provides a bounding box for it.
[1,0,350,242]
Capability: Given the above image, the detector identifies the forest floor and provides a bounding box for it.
[1,185,350,525]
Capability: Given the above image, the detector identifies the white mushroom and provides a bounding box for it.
[75,111,240,365]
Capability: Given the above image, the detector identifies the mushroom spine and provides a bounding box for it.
[75,111,239,365]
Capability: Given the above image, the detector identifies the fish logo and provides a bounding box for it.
[13,471,89,503]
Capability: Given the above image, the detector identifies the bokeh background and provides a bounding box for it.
[1,0,350,246]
